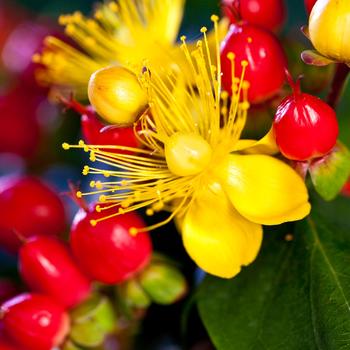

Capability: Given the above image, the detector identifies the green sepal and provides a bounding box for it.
[301,50,335,66]
[139,263,187,305]
[62,340,83,350]
[119,279,151,309]
[309,142,350,201]
[69,294,117,347]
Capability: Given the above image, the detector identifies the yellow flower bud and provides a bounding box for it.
[309,0,350,63]
[88,66,148,125]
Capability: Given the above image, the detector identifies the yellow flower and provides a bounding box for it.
[63,17,311,279]
[33,0,227,98]
[309,0,350,63]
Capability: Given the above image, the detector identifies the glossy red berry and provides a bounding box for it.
[70,207,152,284]
[0,322,24,350]
[273,75,339,161]
[0,332,22,350]
[222,0,286,32]
[19,236,91,308]
[63,98,139,152]
[305,0,317,14]
[221,23,287,104]
[0,176,66,252]
[1,293,69,350]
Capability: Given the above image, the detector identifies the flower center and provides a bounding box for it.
[165,132,212,177]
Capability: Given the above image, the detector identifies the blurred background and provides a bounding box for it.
[0,0,349,348]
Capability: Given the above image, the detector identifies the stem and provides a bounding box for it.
[327,63,350,109]
[59,94,91,116]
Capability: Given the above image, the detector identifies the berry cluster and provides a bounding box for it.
[0,176,186,349]
[221,0,339,165]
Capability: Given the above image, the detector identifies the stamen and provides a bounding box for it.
[63,12,251,233]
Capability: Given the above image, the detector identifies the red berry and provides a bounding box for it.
[82,112,139,151]
[1,293,69,350]
[273,75,339,161]
[0,334,21,350]
[70,207,152,284]
[19,236,91,308]
[0,323,24,350]
[222,0,286,32]
[0,176,66,252]
[305,0,317,14]
[63,98,139,152]
[221,23,287,104]
[342,179,350,197]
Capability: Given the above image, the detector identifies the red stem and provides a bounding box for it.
[59,94,91,116]
[327,63,350,109]
[63,181,89,212]
[285,69,302,98]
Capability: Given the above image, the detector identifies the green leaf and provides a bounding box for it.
[70,294,117,347]
[301,50,335,66]
[309,142,350,201]
[197,197,350,350]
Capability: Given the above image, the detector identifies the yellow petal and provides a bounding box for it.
[181,183,263,279]
[233,128,279,155]
[216,154,311,225]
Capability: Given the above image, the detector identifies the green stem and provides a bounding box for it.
[327,63,350,109]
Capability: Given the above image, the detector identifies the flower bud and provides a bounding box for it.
[139,263,187,305]
[88,66,148,125]
[309,0,350,63]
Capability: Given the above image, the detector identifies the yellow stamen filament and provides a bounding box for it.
[63,15,250,234]
[34,0,186,96]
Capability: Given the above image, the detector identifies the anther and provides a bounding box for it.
[62,143,70,150]
[241,60,249,68]
[108,2,118,12]
[211,14,219,22]
[95,205,102,213]
[200,27,208,33]
[76,191,83,198]
[227,52,235,60]
[129,227,138,236]
[82,166,89,175]
[180,35,187,42]
[146,208,154,216]
[99,195,107,202]
[95,181,103,190]
[65,24,75,35]
[89,151,96,162]
[90,220,97,227]
[90,181,96,188]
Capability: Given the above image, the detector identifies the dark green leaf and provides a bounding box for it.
[198,197,350,350]
[310,142,350,201]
